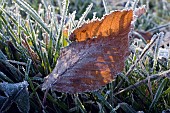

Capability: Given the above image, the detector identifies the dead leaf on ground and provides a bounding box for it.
[42,7,145,93]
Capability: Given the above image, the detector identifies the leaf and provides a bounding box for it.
[0,81,30,113]
[69,10,133,42]
[15,87,30,113]
[0,96,8,107]
[42,8,145,93]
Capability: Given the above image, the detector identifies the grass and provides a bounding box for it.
[0,0,170,113]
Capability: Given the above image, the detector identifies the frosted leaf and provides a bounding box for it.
[42,7,146,94]
[0,81,29,113]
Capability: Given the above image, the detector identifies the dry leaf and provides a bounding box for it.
[42,7,145,93]
[69,10,133,42]
[134,31,152,43]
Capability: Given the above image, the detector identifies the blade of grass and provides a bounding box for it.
[102,0,108,14]
[118,103,136,113]
[15,0,50,34]
[77,3,93,28]
[149,78,168,110]
[94,92,117,113]
[0,7,29,36]
[153,32,164,73]
[164,87,170,95]
[115,69,170,95]
[56,0,69,51]
[115,33,161,91]
[96,102,105,113]
[0,71,13,83]
[47,30,53,65]
[46,94,68,112]
[147,22,170,32]
[25,59,46,112]
[74,94,87,113]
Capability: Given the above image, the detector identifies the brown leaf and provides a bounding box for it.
[42,8,145,93]
[69,10,133,42]
[134,30,152,43]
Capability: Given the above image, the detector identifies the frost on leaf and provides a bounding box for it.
[69,10,133,42]
[42,8,145,94]
[0,81,30,113]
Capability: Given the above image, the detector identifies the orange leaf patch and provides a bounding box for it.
[42,8,145,93]
[69,10,133,41]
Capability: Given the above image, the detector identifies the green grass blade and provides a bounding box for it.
[25,59,32,81]
[56,0,69,50]
[75,94,87,113]
[118,103,136,113]
[47,94,68,112]
[94,92,117,113]
[164,87,170,95]
[15,0,50,34]
[149,78,168,109]
[0,7,29,36]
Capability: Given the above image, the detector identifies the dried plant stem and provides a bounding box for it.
[132,31,147,44]
[147,22,170,32]
[114,69,170,95]
[23,38,38,70]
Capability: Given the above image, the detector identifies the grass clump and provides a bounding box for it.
[0,0,170,113]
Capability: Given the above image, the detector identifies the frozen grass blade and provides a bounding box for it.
[132,0,139,9]
[96,102,105,113]
[25,58,32,81]
[147,22,170,32]
[0,60,24,81]
[102,0,108,14]
[77,3,93,28]
[56,0,69,51]
[0,13,18,43]
[153,32,164,72]
[74,94,87,113]
[94,92,117,113]
[28,20,40,58]
[115,69,170,95]
[119,103,136,113]
[0,71,13,83]
[149,78,168,110]
[15,0,50,34]
[115,33,160,91]
[132,31,147,44]
[0,7,28,36]
[46,94,68,112]
[24,60,46,112]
